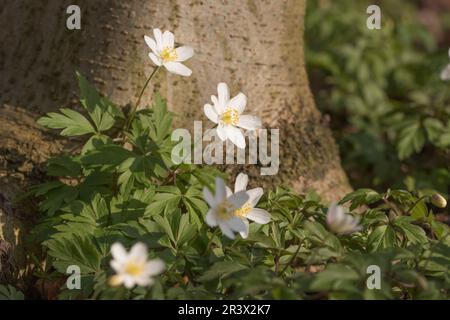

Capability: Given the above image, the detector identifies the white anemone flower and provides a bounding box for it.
[326,203,362,235]
[144,28,194,77]
[230,173,271,238]
[204,82,262,149]
[109,242,165,289]
[440,48,450,81]
[203,177,249,239]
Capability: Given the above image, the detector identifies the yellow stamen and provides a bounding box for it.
[216,201,234,221]
[234,203,252,217]
[124,260,145,276]
[160,47,178,62]
[221,107,239,126]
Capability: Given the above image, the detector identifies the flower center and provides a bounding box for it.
[124,260,145,276]
[160,47,178,62]
[221,107,239,126]
[216,201,235,221]
[234,203,252,217]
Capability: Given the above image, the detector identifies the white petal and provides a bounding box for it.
[144,35,158,53]
[110,260,124,273]
[111,243,127,262]
[153,28,163,50]
[351,223,363,233]
[335,218,361,234]
[204,104,218,123]
[123,275,136,289]
[247,187,263,207]
[203,187,216,207]
[216,123,227,141]
[440,64,450,81]
[234,173,248,193]
[163,61,192,77]
[149,52,162,66]
[175,46,194,62]
[229,93,247,114]
[162,30,174,48]
[225,125,246,149]
[237,115,261,130]
[217,83,230,107]
[226,216,247,233]
[129,242,148,261]
[228,190,249,210]
[239,219,250,239]
[246,208,271,224]
[135,276,154,287]
[146,259,165,276]
[205,210,218,227]
[226,186,233,197]
[219,221,235,239]
[336,207,347,221]
[211,95,224,114]
[326,203,361,234]
[326,203,341,225]
[215,177,227,203]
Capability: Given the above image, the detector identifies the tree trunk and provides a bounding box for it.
[0,0,351,285]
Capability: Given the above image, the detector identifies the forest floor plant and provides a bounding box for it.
[1,27,449,300]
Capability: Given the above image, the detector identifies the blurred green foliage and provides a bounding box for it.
[306,0,450,196]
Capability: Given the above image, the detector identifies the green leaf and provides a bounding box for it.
[362,209,389,228]
[310,264,360,292]
[81,134,114,154]
[183,186,209,229]
[410,199,428,220]
[137,93,173,144]
[0,285,24,300]
[37,108,96,136]
[81,144,134,168]
[44,233,102,273]
[199,261,248,282]
[38,184,79,216]
[340,189,382,210]
[367,225,397,252]
[304,220,342,253]
[431,220,450,239]
[397,122,425,160]
[393,216,427,244]
[424,118,444,142]
[77,72,124,132]
[153,215,176,246]
[176,213,197,247]
[46,155,82,177]
[145,187,182,217]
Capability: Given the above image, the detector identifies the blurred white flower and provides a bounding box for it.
[144,28,194,76]
[203,177,249,239]
[326,203,362,234]
[109,242,165,288]
[204,83,262,149]
[231,173,271,238]
[440,48,450,81]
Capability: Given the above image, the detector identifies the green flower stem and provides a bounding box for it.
[124,66,160,132]
[280,240,302,275]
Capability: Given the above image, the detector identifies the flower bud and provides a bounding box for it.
[431,194,447,208]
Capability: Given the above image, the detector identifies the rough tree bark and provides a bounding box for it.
[0,0,351,287]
